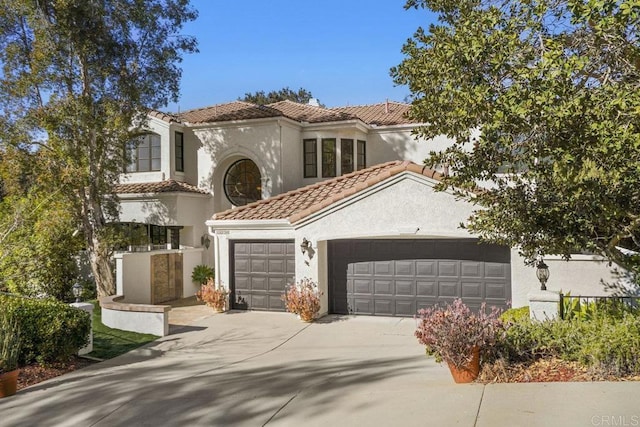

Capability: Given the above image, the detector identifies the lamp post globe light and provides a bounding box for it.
[536,259,550,291]
[72,282,83,303]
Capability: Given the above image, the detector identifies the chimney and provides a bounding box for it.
[308,98,320,107]
[385,98,389,114]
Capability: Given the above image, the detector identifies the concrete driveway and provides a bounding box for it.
[1,311,638,426]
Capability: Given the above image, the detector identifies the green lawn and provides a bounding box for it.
[89,301,158,360]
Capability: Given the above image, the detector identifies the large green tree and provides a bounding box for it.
[392,0,640,275]
[0,0,198,296]
[240,87,323,106]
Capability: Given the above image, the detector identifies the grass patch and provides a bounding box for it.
[89,301,158,360]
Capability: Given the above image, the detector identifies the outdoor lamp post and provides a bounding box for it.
[536,259,550,291]
[72,282,83,303]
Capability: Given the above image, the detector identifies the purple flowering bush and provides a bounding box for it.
[415,299,504,369]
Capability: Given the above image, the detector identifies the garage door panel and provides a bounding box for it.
[374,299,393,315]
[286,259,295,274]
[251,277,267,291]
[439,281,459,297]
[374,261,393,276]
[235,276,251,292]
[354,279,372,294]
[329,239,511,317]
[395,280,414,296]
[461,261,483,278]
[268,259,285,274]
[461,282,483,298]
[249,294,268,310]
[374,280,393,295]
[235,259,250,274]
[268,295,285,310]
[486,283,507,299]
[395,261,414,276]
[395,300,416,316]
[416,261,437,277]
[232,241,295,311]
[354,298,372,314]
[485,263,508,279]
[250,243,267,255]
[250,259,267,273]
[353,262,372,275]
[438,261,459,277]
[268,277,287,292]
[235,243,250,255]
[417,281,437,297]
[267,243,287,256]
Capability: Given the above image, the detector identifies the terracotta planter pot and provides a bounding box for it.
[0,369,19,398]
[446,347,480,383]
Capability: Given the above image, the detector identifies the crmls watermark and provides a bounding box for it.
[592,415,640,426]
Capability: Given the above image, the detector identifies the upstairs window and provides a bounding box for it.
[303,139,317,178]
[322,138,336,177]
[341,139,354,174]
[126,133,161,172]
[175,131,184,172]
[357,140,366,170]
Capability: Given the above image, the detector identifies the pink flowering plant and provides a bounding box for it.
[282,278,322,322]
[415,299,504,369]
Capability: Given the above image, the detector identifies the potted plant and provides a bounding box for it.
[415,299,503,383]
[191,264,215,286]
[282,278,322,322]
[0,313,22,398]
[196,278,229,312]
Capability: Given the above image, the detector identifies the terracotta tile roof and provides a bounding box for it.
[266,100,358,123]
[153,100,415,126]
[212,161,443,223]
[330,101,412,126]
[148,110,180,124]
[178,101,282,124]
[115,179,209,195]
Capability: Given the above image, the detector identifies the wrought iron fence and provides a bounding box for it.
[559,293,640,320]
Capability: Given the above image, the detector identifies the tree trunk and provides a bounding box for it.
[88,238,115,297]
[80,185,115,297]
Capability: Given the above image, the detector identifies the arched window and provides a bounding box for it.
[223,159,262,206]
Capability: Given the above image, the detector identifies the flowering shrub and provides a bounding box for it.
[196,279,228,312]
[282,278,322,322]
[415,299,504,369]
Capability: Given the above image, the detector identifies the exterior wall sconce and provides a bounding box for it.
[300,238,311,255]
[536,258,550,291]
[201,234,211,249]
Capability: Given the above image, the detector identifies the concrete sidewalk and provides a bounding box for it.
[0,311,638,426]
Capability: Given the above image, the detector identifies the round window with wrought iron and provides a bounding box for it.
[223,159,262,206]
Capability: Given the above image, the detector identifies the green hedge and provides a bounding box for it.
[499,306,530,323]
[0,295,90,365]
[497,312,640,376]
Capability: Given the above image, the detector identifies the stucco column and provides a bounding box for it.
[527,290,560,321]
[70,302,94,355]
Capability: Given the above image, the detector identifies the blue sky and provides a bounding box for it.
[167,0,436,112]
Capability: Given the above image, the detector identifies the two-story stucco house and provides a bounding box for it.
[113,100,616,315]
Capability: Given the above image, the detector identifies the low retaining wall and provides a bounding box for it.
[100,295,171,337]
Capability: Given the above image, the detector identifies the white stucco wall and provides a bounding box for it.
[194,119,286,212]
[366,127,453,169]
[510,251,619,307]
